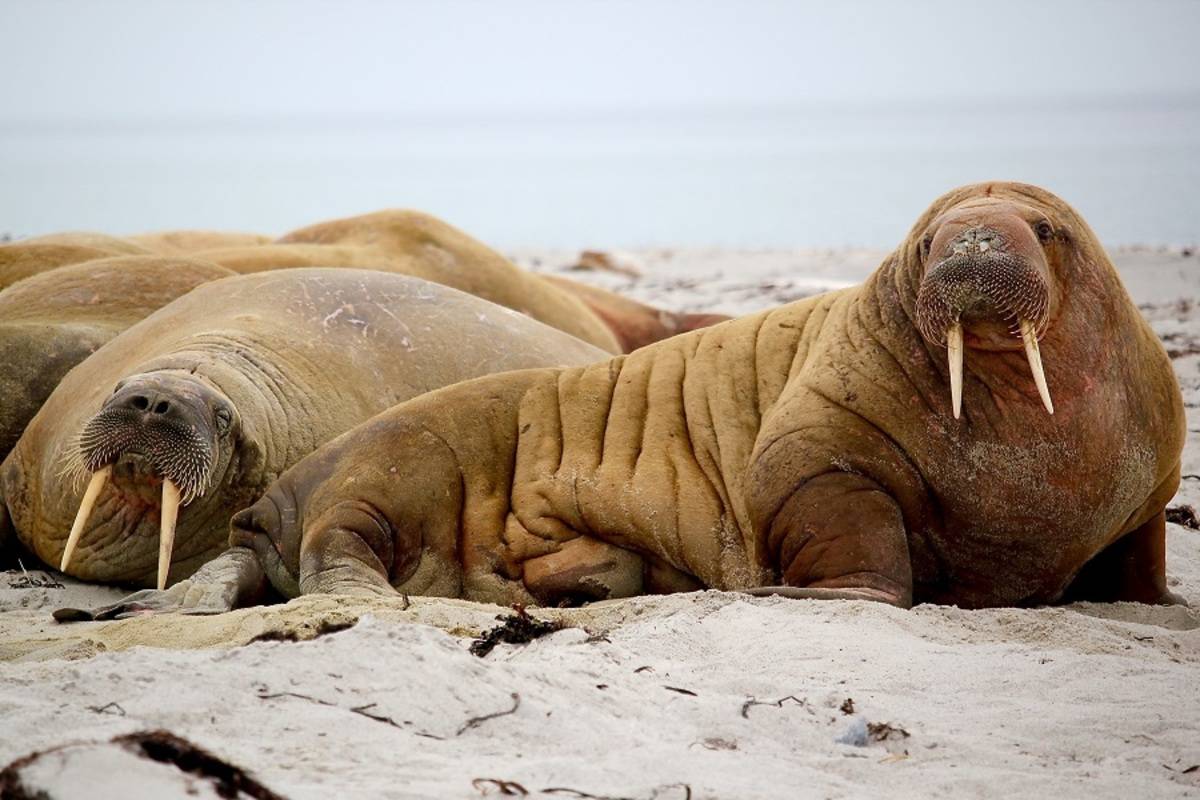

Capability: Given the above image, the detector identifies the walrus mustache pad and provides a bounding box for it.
[915,241,1054,418]
[61,401,216,590]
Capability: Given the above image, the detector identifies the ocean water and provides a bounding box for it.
[3,98,1198,248]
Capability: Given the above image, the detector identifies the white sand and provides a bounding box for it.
[1,247,1198,798]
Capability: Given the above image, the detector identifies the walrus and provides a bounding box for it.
[539,274,732,353]
[128,230,272,254]
[0,233,152,290]
[209,182,1183,611]
[1,269,606,600]
[0,255,235,463]
[197,210,729,353]
[5,213,725,354]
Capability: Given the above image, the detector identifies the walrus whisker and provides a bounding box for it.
[158,478,182,590]
[55,438,91,493]
[60,465,111,573]
[947,321,964,419]
[1019,318,1054,415]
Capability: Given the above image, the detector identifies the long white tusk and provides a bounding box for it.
[158,479,182,591]
[1019,318,1054,415]
[60,465,111,573]
[947,321,964,419]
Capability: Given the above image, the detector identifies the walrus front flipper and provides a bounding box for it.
[742,586,907,605]
[53,548,267,622]
[291,502,409,598]
[763,472,914,608]
[1061,512,1187,606]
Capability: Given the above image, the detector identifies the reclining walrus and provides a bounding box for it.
[0,256,234,463]
[0,233,152,291]
[197,209,728,353]
[0,230,262,291]
[128,230,272,254]
[0,269,605,604]
[195,182,1181,612]
[4,211,728,354]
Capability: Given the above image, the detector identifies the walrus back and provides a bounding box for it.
[495,286,856,589]
[0,234,153,291]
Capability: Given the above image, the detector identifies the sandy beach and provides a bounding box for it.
[1,247,1198,798]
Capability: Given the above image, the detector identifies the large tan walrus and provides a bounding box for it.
[0,233,152,291]
[198,210,728,353]
[128,230,272,254]
[6,212,728,354]
[0,256,235,463]
[0,230,261,290]
[206,182,1184,611]
[1,269,605,609]
[539,273,731,353]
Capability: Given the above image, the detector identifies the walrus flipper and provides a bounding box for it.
[760,472,914,608]
[294,502,407,598]
[1060,512,1186,606]
[742,585,907,604]
[53,548,267,622]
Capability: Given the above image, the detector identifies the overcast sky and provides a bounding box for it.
[3,0,1199,121]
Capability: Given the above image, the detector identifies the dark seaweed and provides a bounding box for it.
[469,606,563,657]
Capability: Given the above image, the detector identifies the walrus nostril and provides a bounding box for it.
[115,390,174,416]
[951,226,1003,256]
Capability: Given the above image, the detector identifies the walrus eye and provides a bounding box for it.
[920,234,933,260]
[214,407,233,435]
[1035,221,1054,243]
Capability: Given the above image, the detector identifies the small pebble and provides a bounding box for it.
[837,716,868,747]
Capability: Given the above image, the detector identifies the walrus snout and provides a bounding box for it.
[915,212,1057,419]
[79,375,229,500]
[61,371,239,589]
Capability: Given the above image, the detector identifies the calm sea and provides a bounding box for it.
[3,98,1197,248]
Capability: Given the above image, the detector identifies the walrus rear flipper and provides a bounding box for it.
[541,274,731,352]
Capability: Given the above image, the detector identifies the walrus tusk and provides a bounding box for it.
[947,321,964,419]
[60,465,112,573]
[1019,318,1054,415]
[158,479,182,591]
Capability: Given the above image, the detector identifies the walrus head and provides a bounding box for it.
[912,193,1066,418]
[61,370,242,589]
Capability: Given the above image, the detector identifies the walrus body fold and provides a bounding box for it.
[2,269,606,594]
[221,183,1183,611]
